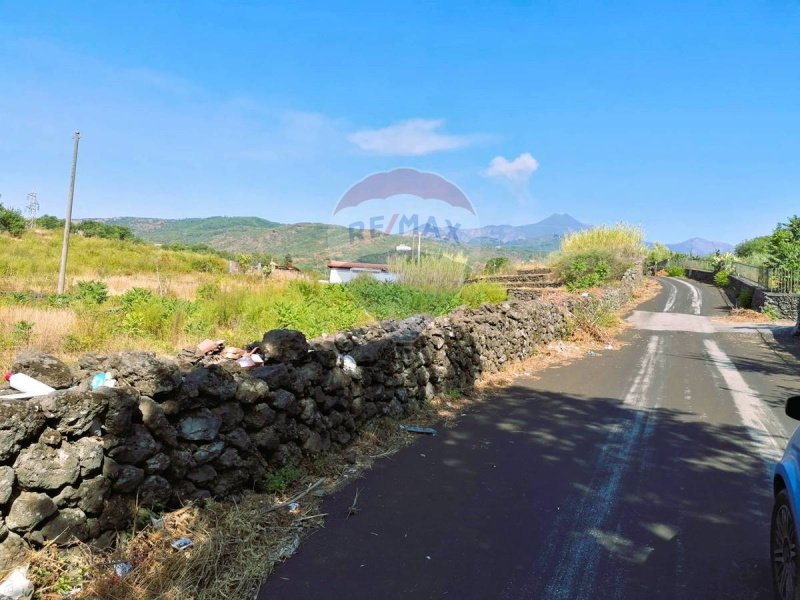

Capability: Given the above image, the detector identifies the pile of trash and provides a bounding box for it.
[1,338,268,402]
[175,338,266,370]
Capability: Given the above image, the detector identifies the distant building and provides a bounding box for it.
[327,261,399,284]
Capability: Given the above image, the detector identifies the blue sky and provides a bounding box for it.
[1,1,798,244]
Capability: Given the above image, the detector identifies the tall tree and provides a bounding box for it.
[767,216,800,270]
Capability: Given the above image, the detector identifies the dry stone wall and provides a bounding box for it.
[687,269,799,320]
[0,272,641,565]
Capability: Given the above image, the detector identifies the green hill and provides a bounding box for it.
[106,216,281,245]
[103,216,550,271]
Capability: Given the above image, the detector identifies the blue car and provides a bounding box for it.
[773,396,800,600]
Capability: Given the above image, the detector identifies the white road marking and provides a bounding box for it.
[703,338,786,464]
[628,311,790,337]
[662,279,678,313]
[628,311,713,333]
[670,277,702,315]
[540,335,663,600]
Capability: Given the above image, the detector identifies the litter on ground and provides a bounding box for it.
[90,372,117,390]
[113,562,134,579]
[400,425,438,435]
[170,537,194,551]
[0,566,34,600]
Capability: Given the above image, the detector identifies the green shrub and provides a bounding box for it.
[45,294,72,308]
[556,251,613,290]
[552,224,646,288]
[568,294,618,334]
[665,265,685,277]
[347,276,457,320]
[457,281,507,307]
[62,334,93,353]
[484,257,512,275]
[74,220,136,241]
[713,271,731,288]
[3,291,35,305]
[119,287,156,308]
[710,252,736,274]
[0,204,26,236]
[196,282,221,300]
[35,214,64,230]
[736,288,753,309]
[74,280,109,304]
[762,305,780,321]
[12,321,34,346]
[260,465,304,493]
[647,242,672,265]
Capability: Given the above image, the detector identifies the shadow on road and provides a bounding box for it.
[262,384,775,600]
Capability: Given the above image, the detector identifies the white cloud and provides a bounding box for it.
[483,152,540,184]
[348,118,475,156]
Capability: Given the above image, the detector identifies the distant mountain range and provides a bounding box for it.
[102,216,553,270]
[102,215,733,270]
[458,213,588,246]
[665,238,734,255]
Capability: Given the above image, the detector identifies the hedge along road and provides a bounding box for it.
[259,277,800,600]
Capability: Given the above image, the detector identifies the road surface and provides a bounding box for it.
[259,277,800,600]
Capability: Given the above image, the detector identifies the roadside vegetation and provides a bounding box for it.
[0,231,507,370]
[387,252,469,291]
[550,224,647,289]
[3,225,654,600]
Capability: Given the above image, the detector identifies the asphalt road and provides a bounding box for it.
[259,278,800,600]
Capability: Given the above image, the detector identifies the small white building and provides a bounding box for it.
[327,261,399,284]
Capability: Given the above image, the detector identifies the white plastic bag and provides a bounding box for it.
[0,566,34,600]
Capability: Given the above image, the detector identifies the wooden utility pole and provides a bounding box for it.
[57,132,80,294]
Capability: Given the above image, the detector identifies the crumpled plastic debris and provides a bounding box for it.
[90,372,117,390]
[150,515,165,530]
[287,502,301,514]
[236,348,265,369]
[0,566,34,600]
[171,537,194,551]
[605,343,614,350]
[340,354,358,375]
[222,347,245,360]
[113,562,134,579]
[586,351,600,356]
[400,425,438,436]
[197,339,224,355]
[236,355,256,369]
[277,535,301,560]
